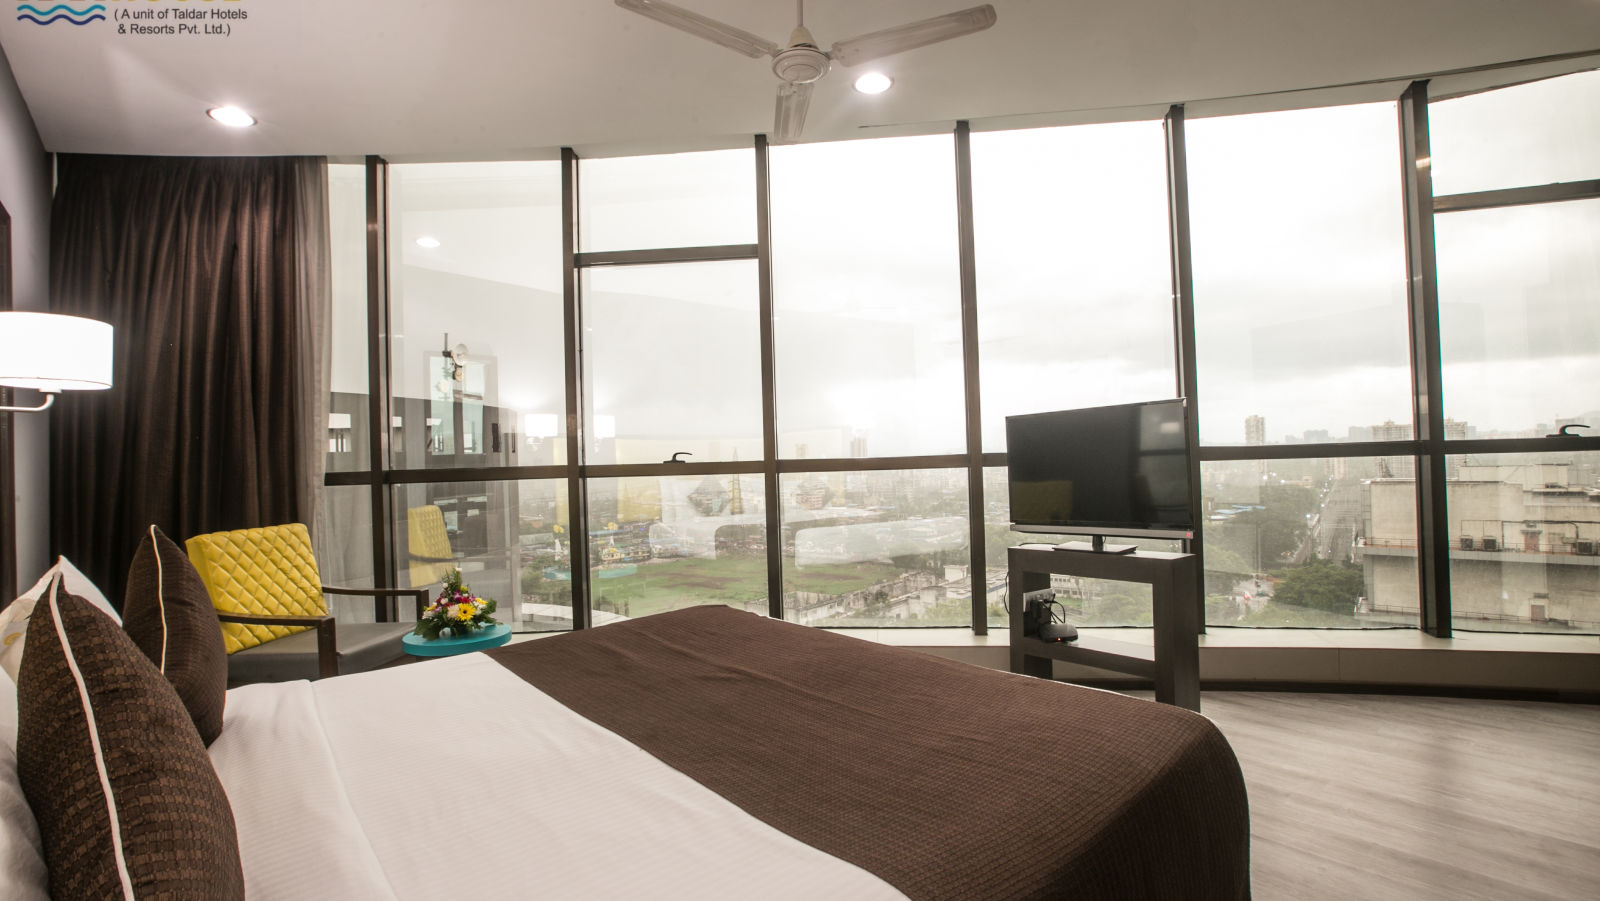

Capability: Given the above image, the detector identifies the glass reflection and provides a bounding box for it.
[387,162,566,470]
[583,475,769,621]
[394,480,571,633]
[781,469,970,627]
[327,164,370,473]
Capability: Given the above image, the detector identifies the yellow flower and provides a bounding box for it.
[455,605,474,621]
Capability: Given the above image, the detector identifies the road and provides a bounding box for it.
[1293,480,1364,564]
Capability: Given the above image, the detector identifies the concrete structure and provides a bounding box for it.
[1372,419,1469,479]
[1362,462,1600,630]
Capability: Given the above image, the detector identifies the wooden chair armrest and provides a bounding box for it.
[215,612,338,679]
[322,585,430,620]
[214,611,333,628]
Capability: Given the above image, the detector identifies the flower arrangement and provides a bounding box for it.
[413,568,500,640]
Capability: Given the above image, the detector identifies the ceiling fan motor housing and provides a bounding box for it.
[773,44,830,84]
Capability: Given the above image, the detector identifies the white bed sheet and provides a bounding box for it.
[211,654,907,901]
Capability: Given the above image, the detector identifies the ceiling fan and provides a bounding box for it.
[616,0,998,143]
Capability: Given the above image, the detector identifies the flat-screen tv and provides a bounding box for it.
[1006,399,1195,541]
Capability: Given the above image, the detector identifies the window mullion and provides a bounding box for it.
[1398,81,1452,637]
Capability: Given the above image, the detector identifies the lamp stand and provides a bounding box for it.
[0,390,57,413]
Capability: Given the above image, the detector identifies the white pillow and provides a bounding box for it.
[0,670,13,753]
[0,558,120,682]
[0,691,48,901]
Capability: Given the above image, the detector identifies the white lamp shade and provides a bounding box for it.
[0,312,114,391]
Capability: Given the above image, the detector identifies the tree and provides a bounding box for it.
[985,523,1019,566]
[1272,556,1363,615]
[1091,588,1154,626]
[1206,595,1242,624]
[1209,485,1318,569]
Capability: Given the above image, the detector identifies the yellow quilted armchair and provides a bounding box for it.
[186,523,427,682]
[407,504,457,588]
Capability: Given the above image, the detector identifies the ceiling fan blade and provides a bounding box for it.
[829,4,997,67]
[615,0,780,59]
[773,82,814,144]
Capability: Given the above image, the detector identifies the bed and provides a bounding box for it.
[6,579,1250,900]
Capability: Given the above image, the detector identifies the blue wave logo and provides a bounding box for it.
[16,3,105,25]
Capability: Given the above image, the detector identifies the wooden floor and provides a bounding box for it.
[1184,692,1600,900]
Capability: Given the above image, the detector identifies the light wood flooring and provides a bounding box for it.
[1182,692,1600,900]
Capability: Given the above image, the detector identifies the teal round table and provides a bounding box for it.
[402,623,512,658]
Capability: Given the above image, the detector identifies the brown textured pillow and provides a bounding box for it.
[15,578,244,901]
[122,524,228,745]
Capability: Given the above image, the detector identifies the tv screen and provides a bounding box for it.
[1006,399,1195,539]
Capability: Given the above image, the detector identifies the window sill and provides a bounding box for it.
[830,627,1600,696]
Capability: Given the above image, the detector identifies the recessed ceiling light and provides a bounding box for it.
[415,236,441,249]
[854,73,893,95]
[207,106,256,128]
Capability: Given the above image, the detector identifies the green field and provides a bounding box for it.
[582,555,903,619]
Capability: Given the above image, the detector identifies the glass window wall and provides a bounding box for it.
[971,121,1176,451]
[1429,69,1600,196]
[387,162,567,469]
[583,475,769,621]
[1444,452,1600,633]
[1186,103,1412,446]
[1434,199,1600,438]
[327,164,370,473]
[770,135,965,458]
[394,479,571,633]
[781,468,970,627]
[329,66,1599,636]
[581,261,764,464]
[578,149,755,251]
[1205,457,1418,627]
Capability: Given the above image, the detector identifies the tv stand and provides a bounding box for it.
[1053,535,1137,554]
[1009,545,1200,711]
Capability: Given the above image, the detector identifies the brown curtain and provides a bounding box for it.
[49,155,329,603]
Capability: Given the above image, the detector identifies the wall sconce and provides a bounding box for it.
[328,412,353,453]
[434,333,468,396]
[0,312,114,412]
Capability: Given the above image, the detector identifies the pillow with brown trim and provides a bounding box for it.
[15,577,244,901]
[122,525,228,745]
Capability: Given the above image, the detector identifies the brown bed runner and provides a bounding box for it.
[487,605,1249,900]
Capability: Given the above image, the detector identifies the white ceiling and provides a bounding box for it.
[1,0,1598,159]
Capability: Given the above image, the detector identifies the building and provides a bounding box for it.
[1363,462,1600,630]
[1244,415,1266,447]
